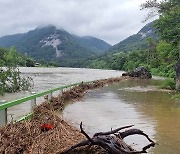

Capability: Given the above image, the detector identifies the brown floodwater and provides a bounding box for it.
[63,79,180,154]
[1,67,180,153]
[0,67,124,121]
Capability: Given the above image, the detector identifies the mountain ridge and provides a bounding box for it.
[108,21,157,53]
[0,25,111,67]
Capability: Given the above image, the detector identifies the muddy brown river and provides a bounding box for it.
[0,67,180,153]
[0,67,124,121]
[63,79,180,154]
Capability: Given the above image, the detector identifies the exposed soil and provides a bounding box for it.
[0,77,129,154]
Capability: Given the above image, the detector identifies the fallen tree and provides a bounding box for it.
[61,122,155,154]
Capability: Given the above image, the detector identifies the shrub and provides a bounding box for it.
[160,78,176,90]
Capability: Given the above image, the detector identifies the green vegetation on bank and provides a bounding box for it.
[88,0,179,80]
[88,39,177,78]
[159,78,176,90]
[0,47,36,67]
[0,47,33,95]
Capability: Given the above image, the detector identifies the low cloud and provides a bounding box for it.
[0,0,156,45]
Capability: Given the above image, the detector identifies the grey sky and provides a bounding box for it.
[0,0,155,45]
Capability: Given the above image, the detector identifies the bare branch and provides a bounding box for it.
[80,122,94,143]
[120,129,155,143]
[94,125,134,137]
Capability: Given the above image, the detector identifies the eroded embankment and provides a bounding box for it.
[0,76,129,154]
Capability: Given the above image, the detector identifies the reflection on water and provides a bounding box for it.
[0,67,123,121]
[63,79,180,154]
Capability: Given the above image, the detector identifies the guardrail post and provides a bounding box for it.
[0,100,7,126]
[59,89,63,95]
[48,92,53,101]
[31,92,36,111]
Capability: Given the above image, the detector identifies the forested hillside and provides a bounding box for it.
[109,21,157,53]
[88,0,179,78]
[0,26,111,67]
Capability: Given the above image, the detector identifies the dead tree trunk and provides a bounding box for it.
[61,122,155,154]
[175,59,180,91]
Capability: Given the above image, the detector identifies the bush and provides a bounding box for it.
[0,48,33,95]
[160,78,176,90]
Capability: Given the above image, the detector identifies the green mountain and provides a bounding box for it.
[87,21,159,70]
[108,21,157,53]
[0,25,111,67]
[74,36,111,53]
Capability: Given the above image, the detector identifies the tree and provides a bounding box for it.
[25,58,35,67]
[141,0,179,43]
[0,48,33,95]
[146,37,157,65]
[141,0,180,88]
[123,50,148,71]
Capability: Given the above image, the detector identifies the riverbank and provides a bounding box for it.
[0,76,129,154]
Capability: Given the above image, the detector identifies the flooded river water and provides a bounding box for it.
[63,79,180,154]
[0,67,124,121]
[1,67,180,153]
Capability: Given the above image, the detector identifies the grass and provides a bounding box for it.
[159,78,176,90]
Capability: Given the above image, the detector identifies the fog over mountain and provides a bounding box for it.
[0,0,156,45]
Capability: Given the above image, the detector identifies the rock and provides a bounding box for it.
[175,60,180,90]
[122,66,152,79]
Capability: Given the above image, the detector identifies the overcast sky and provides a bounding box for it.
[0,0,156,45]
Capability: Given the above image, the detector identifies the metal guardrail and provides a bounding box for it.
[0,81,92,126]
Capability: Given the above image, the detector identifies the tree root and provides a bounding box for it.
[61,122,155,154]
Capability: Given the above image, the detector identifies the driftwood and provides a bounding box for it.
[61,122,155,154]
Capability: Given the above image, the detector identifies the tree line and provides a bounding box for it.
[89,0,179,79]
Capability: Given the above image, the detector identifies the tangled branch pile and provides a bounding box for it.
[62,123,155,154]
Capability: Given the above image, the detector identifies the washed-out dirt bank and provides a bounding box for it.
[0,76,138,154]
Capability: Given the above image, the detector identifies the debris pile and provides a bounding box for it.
[0,76,154,153]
